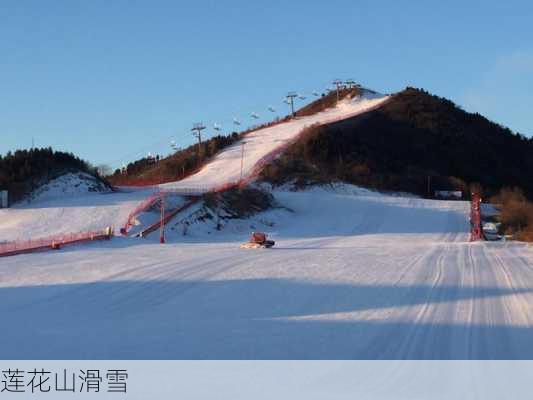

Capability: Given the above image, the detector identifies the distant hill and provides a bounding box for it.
[261,87,533,199]
[0,147,106,204]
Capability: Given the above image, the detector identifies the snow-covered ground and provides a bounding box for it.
[2,95,532,360]
[1,186,533,359]
[0,185,153,241]
[1,94,388,243]
[29,172,110,203]
[160,92,389,192]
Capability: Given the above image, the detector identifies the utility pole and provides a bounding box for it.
[332,79,343,103]
[286,92,298,117]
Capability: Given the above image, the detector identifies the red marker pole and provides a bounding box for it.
[160,192,166,244]
[240,142,245,183]
[470,193,482,241]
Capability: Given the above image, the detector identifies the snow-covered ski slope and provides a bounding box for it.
[2,185,533,359]
[160,92,389,192]
[0,182,153,242]
[0,93,387,243]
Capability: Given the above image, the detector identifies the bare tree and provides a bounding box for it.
[96,164,113,177]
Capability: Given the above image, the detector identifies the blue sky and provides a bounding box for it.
[1,0,532,168]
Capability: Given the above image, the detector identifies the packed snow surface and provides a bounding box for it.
[160,93,389,192]
[29,172,110,202]
[1,185,533,359]
[1,95,532,359]
[0,185,153,241]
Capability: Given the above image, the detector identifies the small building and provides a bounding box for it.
[0,190,8,208]
[434,190,462,200]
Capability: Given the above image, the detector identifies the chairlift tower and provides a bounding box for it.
[286,92,298,117]
[332,79,343,103]
[191,122,206,147]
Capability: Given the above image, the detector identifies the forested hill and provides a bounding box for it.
[0,148,102,203]
[261,87,533,198]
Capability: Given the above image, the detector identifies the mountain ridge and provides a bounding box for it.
[260,87,533,199]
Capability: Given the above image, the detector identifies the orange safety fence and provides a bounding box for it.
[0,229,113,258]
[121,192,162,234]
[121,189,208,234]
[136,197,201,238]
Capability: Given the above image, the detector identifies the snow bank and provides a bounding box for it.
[28,172,109,203]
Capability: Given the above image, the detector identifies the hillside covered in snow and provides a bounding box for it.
[160,90,389,192]
[110,85,533,201]
[2,184,533,359]
[1,83,533,361]
[28,172,110,203]
[0,147,103,204]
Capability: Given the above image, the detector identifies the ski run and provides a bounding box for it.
[1,185,533,359]
[1,91,533,359]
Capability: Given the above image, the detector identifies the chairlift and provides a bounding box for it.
[147,152,157,163]
[251,112,260,119]
[213,123,222,131]
[345,79,356,88]
[268,106,276,112]
[233,118,241,126]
